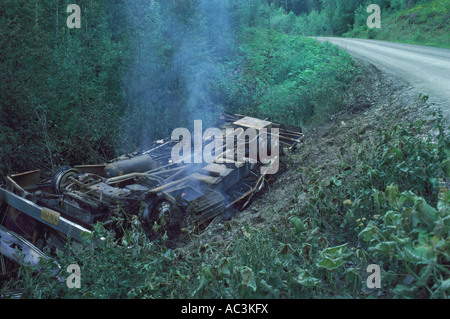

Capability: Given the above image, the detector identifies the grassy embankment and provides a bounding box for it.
[345,0,450,49]
[2,22,449,300]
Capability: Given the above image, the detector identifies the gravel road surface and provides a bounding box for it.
[315,37,450,122]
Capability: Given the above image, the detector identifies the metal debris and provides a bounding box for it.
[0,114,303,262]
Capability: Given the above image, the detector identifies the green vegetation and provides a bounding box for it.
[3,112,448,299]
[263,0,450,49]
[0,0,356,179]
[0,0,448,299]
[1,0,446,179]
[345,0,450,49]
[227,28,355,127]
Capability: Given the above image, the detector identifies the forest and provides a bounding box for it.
[0,0,448,300]
[2,0,437,178]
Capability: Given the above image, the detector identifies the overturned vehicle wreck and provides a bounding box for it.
[0,114,303,265]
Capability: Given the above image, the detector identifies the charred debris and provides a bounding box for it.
[0,114,303,265]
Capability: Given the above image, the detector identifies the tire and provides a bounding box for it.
[51,166,80,194]
[142,196,181,241]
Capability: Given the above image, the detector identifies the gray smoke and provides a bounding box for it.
[173,0,233,127]
[121,0,235,150]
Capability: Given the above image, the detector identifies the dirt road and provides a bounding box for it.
[315,37,450,122]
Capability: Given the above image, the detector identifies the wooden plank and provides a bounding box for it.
[201,163,234,178]
[233,117,272,130]
[188,173,222,186]
[213,149,234,164]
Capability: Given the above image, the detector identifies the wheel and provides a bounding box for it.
[142,197,179,241]
[51,166,80,194]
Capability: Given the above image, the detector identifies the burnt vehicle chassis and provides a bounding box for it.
[0,114,303,264]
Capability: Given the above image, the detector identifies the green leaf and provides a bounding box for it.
[259,279,273,291]
[385,184,400,203]
[413,197,439,228]
[373,190,381,210]
[412,233,436,261]
[358,222,379,242]
[329,177,342,187]
[432,216,450,237]
[368,169,381,180]
[202,264,215,281]
[430,278,450,298]
[437,192,449,215]
[164,249,173,259]
[384,211,402,227]
[383,147,403,161]
[217,257,233,279]
[390,234,409,245]
[192,276,207,298]
[238,284,248,298]
[290,216,306,234]
[398,247,420,263]
[316,244,352,271]
[344,268,361,285]
[317,255,344,270]
[417,263,433,286]
[369,241,397,256]
[442,159,450,178]
[240,266,257,292]
[296,269,321,287]
[322,244,352,259]
[279,243,296,257]
[393,284,415,298]
[55,249,64,259]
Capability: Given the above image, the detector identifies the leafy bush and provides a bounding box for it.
[6,110,447,299]
[344,0,450,48]
[226,28,356,128]
[294,111,449,298]
[1,0,448,299]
